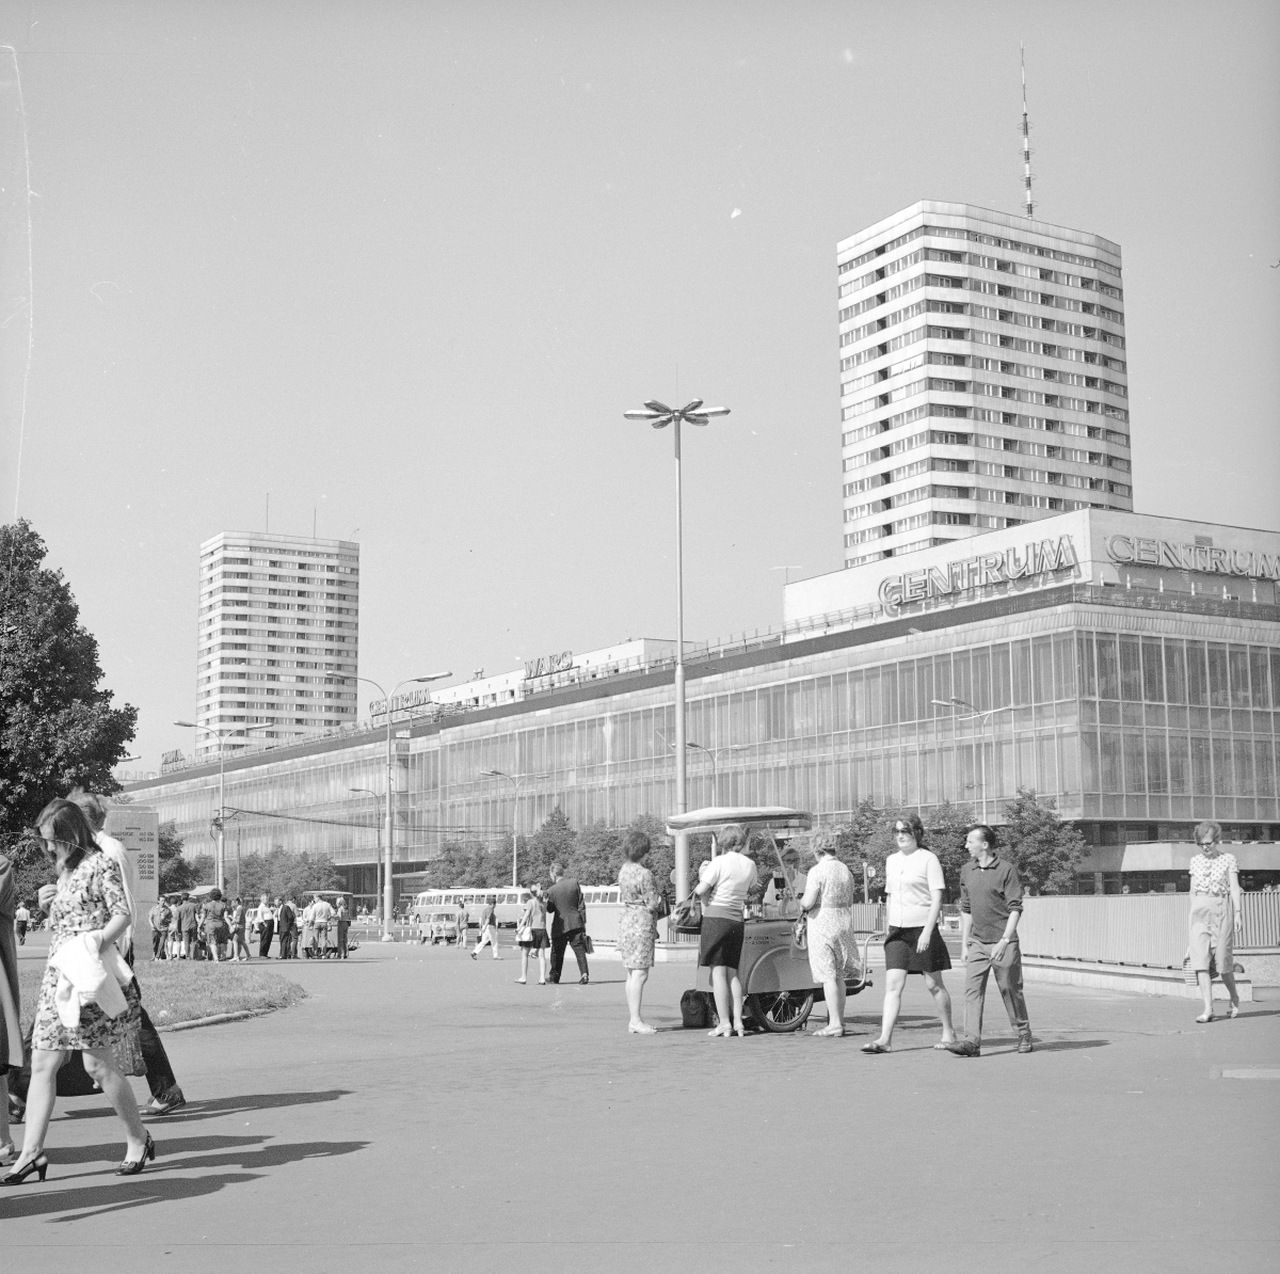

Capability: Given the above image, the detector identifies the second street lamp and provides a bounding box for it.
[480,769,523,886]
[622,397,729,900]
[339,671,451,939]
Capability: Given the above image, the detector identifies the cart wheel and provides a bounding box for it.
[748,990,814,1033]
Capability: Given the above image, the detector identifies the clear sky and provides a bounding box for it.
[1,1,1277,773]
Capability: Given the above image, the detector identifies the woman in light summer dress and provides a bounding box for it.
[3,800,153,1186]
[799,834,859,1037]
[1187,820,1243,1023]
[617,831,664,1035]
[515,886,549,985]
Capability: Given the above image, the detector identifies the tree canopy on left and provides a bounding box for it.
[0,519,138,872]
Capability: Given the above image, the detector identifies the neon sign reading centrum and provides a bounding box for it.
[878,535,1079,617]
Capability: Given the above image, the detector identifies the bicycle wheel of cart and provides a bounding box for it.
[749,989,814,1033]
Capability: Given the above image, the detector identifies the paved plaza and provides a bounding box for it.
[2,935,1278,1272]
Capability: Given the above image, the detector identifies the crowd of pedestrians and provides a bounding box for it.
[144,892,352,961]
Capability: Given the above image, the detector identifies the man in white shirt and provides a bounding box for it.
[311,896,335,957]
[14,901,30,945]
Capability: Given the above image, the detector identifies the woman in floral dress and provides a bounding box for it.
[3,799,152,1186]
[799,834,859,1037]
[617,831,664,1034]
[1188,819,1243,1023]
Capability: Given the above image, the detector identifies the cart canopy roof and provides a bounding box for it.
[665,806,813,836]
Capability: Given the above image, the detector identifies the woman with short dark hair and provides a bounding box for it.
[515,885,549,985]
[694,824,758,1038]
[617,831,664,1034]
[862,815,956,1054]
[201,887,229,962]
[3,800,154,1185]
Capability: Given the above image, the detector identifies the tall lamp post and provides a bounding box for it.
[932,696,998,824]
[622,397,729,899]
[341,672,451,939]
[174,721,228,892]
[349,787,383,914]
[174,723,277,892]
[480,769,523,886]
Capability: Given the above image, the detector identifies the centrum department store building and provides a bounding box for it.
[127,510,1280,900]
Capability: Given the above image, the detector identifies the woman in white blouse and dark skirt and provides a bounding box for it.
[1188,819,1243,1023]
[862,813,957,1054]
[693,825,758,1038]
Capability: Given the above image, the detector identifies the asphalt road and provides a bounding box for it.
[3,935,1278,1272]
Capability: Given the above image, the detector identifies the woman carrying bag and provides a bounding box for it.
[3,799,154,1186]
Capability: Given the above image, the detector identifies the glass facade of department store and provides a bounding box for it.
[127,586,1280,898]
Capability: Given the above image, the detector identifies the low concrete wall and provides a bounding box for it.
[1022,956,1252,1001]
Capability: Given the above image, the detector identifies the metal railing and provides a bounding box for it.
[1019,891,1280,968]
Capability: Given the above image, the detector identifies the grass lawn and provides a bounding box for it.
[18,959,307,1033]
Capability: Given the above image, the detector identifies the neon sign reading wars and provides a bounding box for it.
[878,535,1079,616]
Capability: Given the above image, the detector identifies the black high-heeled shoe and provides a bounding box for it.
[1,1154,49,1186]
[116,1133,156,1176]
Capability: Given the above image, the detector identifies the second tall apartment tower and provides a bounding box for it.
[195,531,360,759]
[838,201,1133,568]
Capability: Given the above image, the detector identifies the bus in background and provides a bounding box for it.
[412,885,621,935]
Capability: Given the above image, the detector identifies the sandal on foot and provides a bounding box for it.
[1195,1012,1214,1023]
[1229,1002,1241,1018]
[861,1041,891,1054]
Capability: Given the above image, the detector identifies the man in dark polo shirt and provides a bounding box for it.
[947,824,1033,1057]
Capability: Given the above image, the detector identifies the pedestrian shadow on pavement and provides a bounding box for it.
[1,1136,368,1222]
[61,1089,352,1124]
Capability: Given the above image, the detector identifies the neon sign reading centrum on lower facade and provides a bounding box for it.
[878,535,1079,617]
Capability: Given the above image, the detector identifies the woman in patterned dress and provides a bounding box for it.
[799,834,859,1037]
[1188,819,1243,1023]
[617,831,663,1035]
[2,800,153,1186]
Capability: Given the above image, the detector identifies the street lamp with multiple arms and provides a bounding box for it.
[480,768,523,886]
[622,397,729,900]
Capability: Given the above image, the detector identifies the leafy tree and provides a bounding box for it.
[522,806,577,885]
[235,848,342,902]
[0,520,138,855]
[156,820,214,894]
[999,787,1085,895]
[568,821,621,885]
[833,798,904,901]
[926,799,978,899]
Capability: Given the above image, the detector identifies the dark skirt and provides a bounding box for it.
[883,925,952,974]
[699,916,745,968]
[519,928,550,950]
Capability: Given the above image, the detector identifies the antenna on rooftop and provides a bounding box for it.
[1020,43,1034,218]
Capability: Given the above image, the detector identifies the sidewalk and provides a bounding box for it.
[3,939,1278,1272]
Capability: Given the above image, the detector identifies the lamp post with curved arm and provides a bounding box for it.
[337,672,451,938]
[174,721,228,892]
[932,696,1002,824]
[622,397,729,899]
[480,769,523,886]
[174,722,280,892]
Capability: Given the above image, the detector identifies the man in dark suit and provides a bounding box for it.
[544,863,589,985]
[276,897,298,959]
